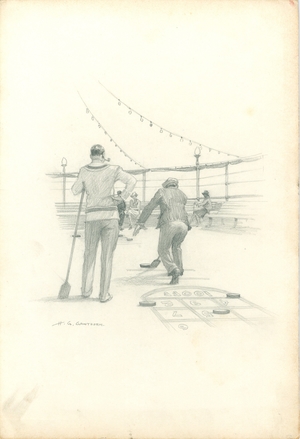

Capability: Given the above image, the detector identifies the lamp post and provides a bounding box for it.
[194,146,201,198]
[61,157,67,206]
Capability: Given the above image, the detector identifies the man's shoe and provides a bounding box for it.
[82,288,93,298]
[169,268,180,285]
[168,268,182,276]
[100,295,113,303]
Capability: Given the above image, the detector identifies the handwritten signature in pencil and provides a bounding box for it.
[52,321,104,327]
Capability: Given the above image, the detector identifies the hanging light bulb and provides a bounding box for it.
[110,138,113,142]
[140,116,144,122]
[104,131,107,135]
[118,100,121,106]
[180,137,184,142]
[169,133,172,137]
[218,151,220,154]
[189,140,192,145]
[128,108,132,114]
[150,121,153,127]
[98,123,101,128]
[209,148,211,152]
[160,128,163,133]
[86,108,89,113]
[91,116,94,121]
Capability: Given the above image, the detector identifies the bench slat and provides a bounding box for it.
[206,199,260,228]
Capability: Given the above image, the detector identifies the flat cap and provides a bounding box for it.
[162,178,179,188]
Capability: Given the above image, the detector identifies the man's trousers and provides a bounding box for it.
[128,209,139,228]
[82,219,119,300]
[119,211,125,228]
[190,208,207,226]
[158,221,188,275]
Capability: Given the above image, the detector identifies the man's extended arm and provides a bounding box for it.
[133,190,161,236]
[137,190,161,225]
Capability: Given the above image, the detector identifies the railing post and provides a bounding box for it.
[196,167,200,198]
[194,147,201,198]
[225,163,229,201]
[142,172,146,202]
[61,157,67,206]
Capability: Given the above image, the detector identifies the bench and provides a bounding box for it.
[207,200,259,228]
[210,201,223,213]
[55,199,260,231]
[55,199,225,230]
[187,199,223,215]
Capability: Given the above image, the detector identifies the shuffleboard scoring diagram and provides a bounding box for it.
[140,286,275,331]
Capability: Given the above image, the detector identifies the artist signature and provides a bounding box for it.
[52,321,104,327]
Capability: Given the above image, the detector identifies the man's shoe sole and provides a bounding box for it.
[82,289,93,298]
[100,295,113,303]
[169,269,180,285]
[170,277,179,285]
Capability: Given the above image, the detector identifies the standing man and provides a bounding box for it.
[72,145,136,302]
[115,190,126,230]
[133,177,191,285]
[127,192,141,230]
[190,190,212,227]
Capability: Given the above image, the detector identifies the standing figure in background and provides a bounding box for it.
[71,145,136,303]
[190,190,212,227]
[127,192,141,230]
[115,190,126,230]
[134,178,191,285]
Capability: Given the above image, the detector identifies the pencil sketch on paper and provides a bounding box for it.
[47,81,270,331]
[139,286,274,332]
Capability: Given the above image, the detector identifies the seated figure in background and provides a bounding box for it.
[127,192,141,230]
[190,190,212,227]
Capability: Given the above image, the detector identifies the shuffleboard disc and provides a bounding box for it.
[226,293,240,298]
[213,309,230,315]
[127,238,133,241]
[140,263,151,268]
[139,301,156,307]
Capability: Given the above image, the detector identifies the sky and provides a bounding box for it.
[1,0,297,177]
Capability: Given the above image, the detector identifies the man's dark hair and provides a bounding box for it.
[90,144,105,157]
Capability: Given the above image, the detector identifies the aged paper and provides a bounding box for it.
[0,1,298,438]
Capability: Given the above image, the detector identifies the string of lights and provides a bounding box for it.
[97,80,240,158]
[77,91,145,169]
